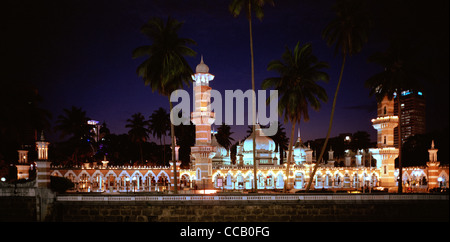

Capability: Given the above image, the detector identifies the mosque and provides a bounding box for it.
[14,58,449,193]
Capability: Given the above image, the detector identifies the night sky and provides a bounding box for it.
[2,0,448,144]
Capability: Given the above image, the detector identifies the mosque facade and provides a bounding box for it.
[17,58,449,193]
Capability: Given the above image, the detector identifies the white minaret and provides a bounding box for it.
[190,56,217,189]
[369,96,399,188]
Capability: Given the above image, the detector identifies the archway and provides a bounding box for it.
[294,172,304,189]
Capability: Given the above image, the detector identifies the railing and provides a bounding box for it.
[56,194,448,202]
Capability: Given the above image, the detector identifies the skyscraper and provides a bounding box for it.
[394,90,426,147]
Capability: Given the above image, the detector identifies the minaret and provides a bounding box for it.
[16,149,30,180]
[35,131,51,188]
[369,96,399,188]
[190,56,217,189]
[427,140,440,189]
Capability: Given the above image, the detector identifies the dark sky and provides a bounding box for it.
[2,0,448,144]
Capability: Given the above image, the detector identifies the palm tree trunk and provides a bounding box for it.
[397,95,403,193]
[163,136,166,165]
[306,54,347,192]
[169,99,178,194]
[139,142,143,164]
[159,136,165,165]
[284,122,296,193]
[247,1,258,193]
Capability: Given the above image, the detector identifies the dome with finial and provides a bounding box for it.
[211,133,228,158]
[243,124,276,152]
[195,55,209,73]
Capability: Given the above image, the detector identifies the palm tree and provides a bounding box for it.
[216,123,235,150]
[229,0,274,191]
[126,113,149,164]
[133,16,196,193]
[364,39,422,193]
[306,0,370,192]
[268,122,289,162]
[262,41,329,192]
[54,106,95,164]
[0,80,51,155]
[148,107,170,164]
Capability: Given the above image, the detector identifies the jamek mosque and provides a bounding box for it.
[16,58,449,193]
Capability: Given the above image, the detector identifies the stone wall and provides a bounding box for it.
[48,199,448,222]
[1,191,448,222]
[0,196,37,222]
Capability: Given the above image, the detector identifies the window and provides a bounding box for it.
[383,136,386,144]
[383,106,387,115]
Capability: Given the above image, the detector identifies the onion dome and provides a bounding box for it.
[243,124,276,152]
[195,55,209,73]
[211,134,228,158]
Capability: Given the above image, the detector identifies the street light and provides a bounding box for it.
[437,177,443,188]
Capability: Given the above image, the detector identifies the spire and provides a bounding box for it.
[431,140,435,149]
[297,128,301,142]
[195,55,209,73]
[40,130,45,141]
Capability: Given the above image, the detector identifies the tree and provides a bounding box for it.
[126,112,150,164]
[306,0,370,192]
[174,122,196,168]
[229,0,274,192]
[350,131,371,152]
[268,122,289,162]
[54,106,95,164]
[133,16,196,193]
[0,80,51,161]
[364,38,423,193]
[262,41,329,192]
[148,107,170,164]
[216,123,235,150]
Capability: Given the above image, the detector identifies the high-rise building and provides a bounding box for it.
[394,90,426,147]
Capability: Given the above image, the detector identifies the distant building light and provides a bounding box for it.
[88,120,99,125]
[418,91,423,96]
[401,90,412,96]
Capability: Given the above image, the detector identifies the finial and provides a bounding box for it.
[431,140,435,149]
[200,55,204,64]
[40,130,45,141]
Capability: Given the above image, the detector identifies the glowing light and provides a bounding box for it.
[87,120,99,125]
[197,189,218,195]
